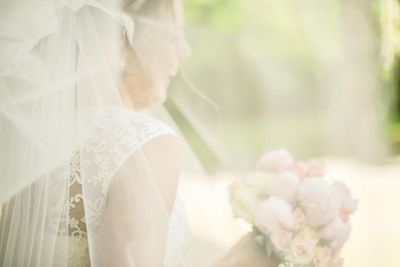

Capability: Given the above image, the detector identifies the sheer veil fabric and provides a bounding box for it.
[0,0,193,266]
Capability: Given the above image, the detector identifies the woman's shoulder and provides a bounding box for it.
[80,106,182,184]
[90,106,177,146]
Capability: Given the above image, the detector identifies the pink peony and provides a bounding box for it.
[267,171,300,204]
[290,161,308,180]
[297,178,341,227]
[255,196,294,234]
[256,149,294,173]
[333,181,358,222]
[319,216,351,250]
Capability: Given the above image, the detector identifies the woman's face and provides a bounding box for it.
[121,0,191,110]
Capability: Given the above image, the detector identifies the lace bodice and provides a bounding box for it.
[63,173,187,267]
[55,107,187,267]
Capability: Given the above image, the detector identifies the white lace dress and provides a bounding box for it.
[0,0,189,265]
[55,195,188,267]
[53,108,188,267]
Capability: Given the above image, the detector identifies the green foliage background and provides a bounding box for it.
[168,0,399,170]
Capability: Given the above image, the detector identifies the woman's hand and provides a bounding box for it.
[213,233,280,267]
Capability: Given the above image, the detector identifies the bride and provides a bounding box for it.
[0,0,278,266]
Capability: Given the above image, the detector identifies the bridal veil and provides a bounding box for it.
[0,0,202,266]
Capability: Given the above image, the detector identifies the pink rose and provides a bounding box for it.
[267,171,300,204]
[286,235,316,265]
[255,196,294,234]
[297,178,341,227]
[256,149,294,173]
[333,181,358,221]
[314,246,333,267]
[270,230,293,252]
[319,216,351,250]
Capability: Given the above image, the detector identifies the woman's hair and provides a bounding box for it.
[128,0,177,20]
[120,0,185,110]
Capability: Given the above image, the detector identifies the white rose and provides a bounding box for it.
[247,172,274,197]
[267,171,300,204]
[286,235,316,265]
[297,178,341,227]
[256,149,294,173]
[297,226,319,244]
[230,181,259,223]
[255,196,294,234]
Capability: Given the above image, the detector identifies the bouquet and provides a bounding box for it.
[229,149,358,267]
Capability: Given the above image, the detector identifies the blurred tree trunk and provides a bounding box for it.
[326,0,387,161]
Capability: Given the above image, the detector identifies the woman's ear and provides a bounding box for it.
[120,42,152,110]
[120,43,168,111]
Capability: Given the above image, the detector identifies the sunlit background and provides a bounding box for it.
[165,0,400,266]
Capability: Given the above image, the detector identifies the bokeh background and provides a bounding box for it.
[167,0,400,169]
[164,0,400,266]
